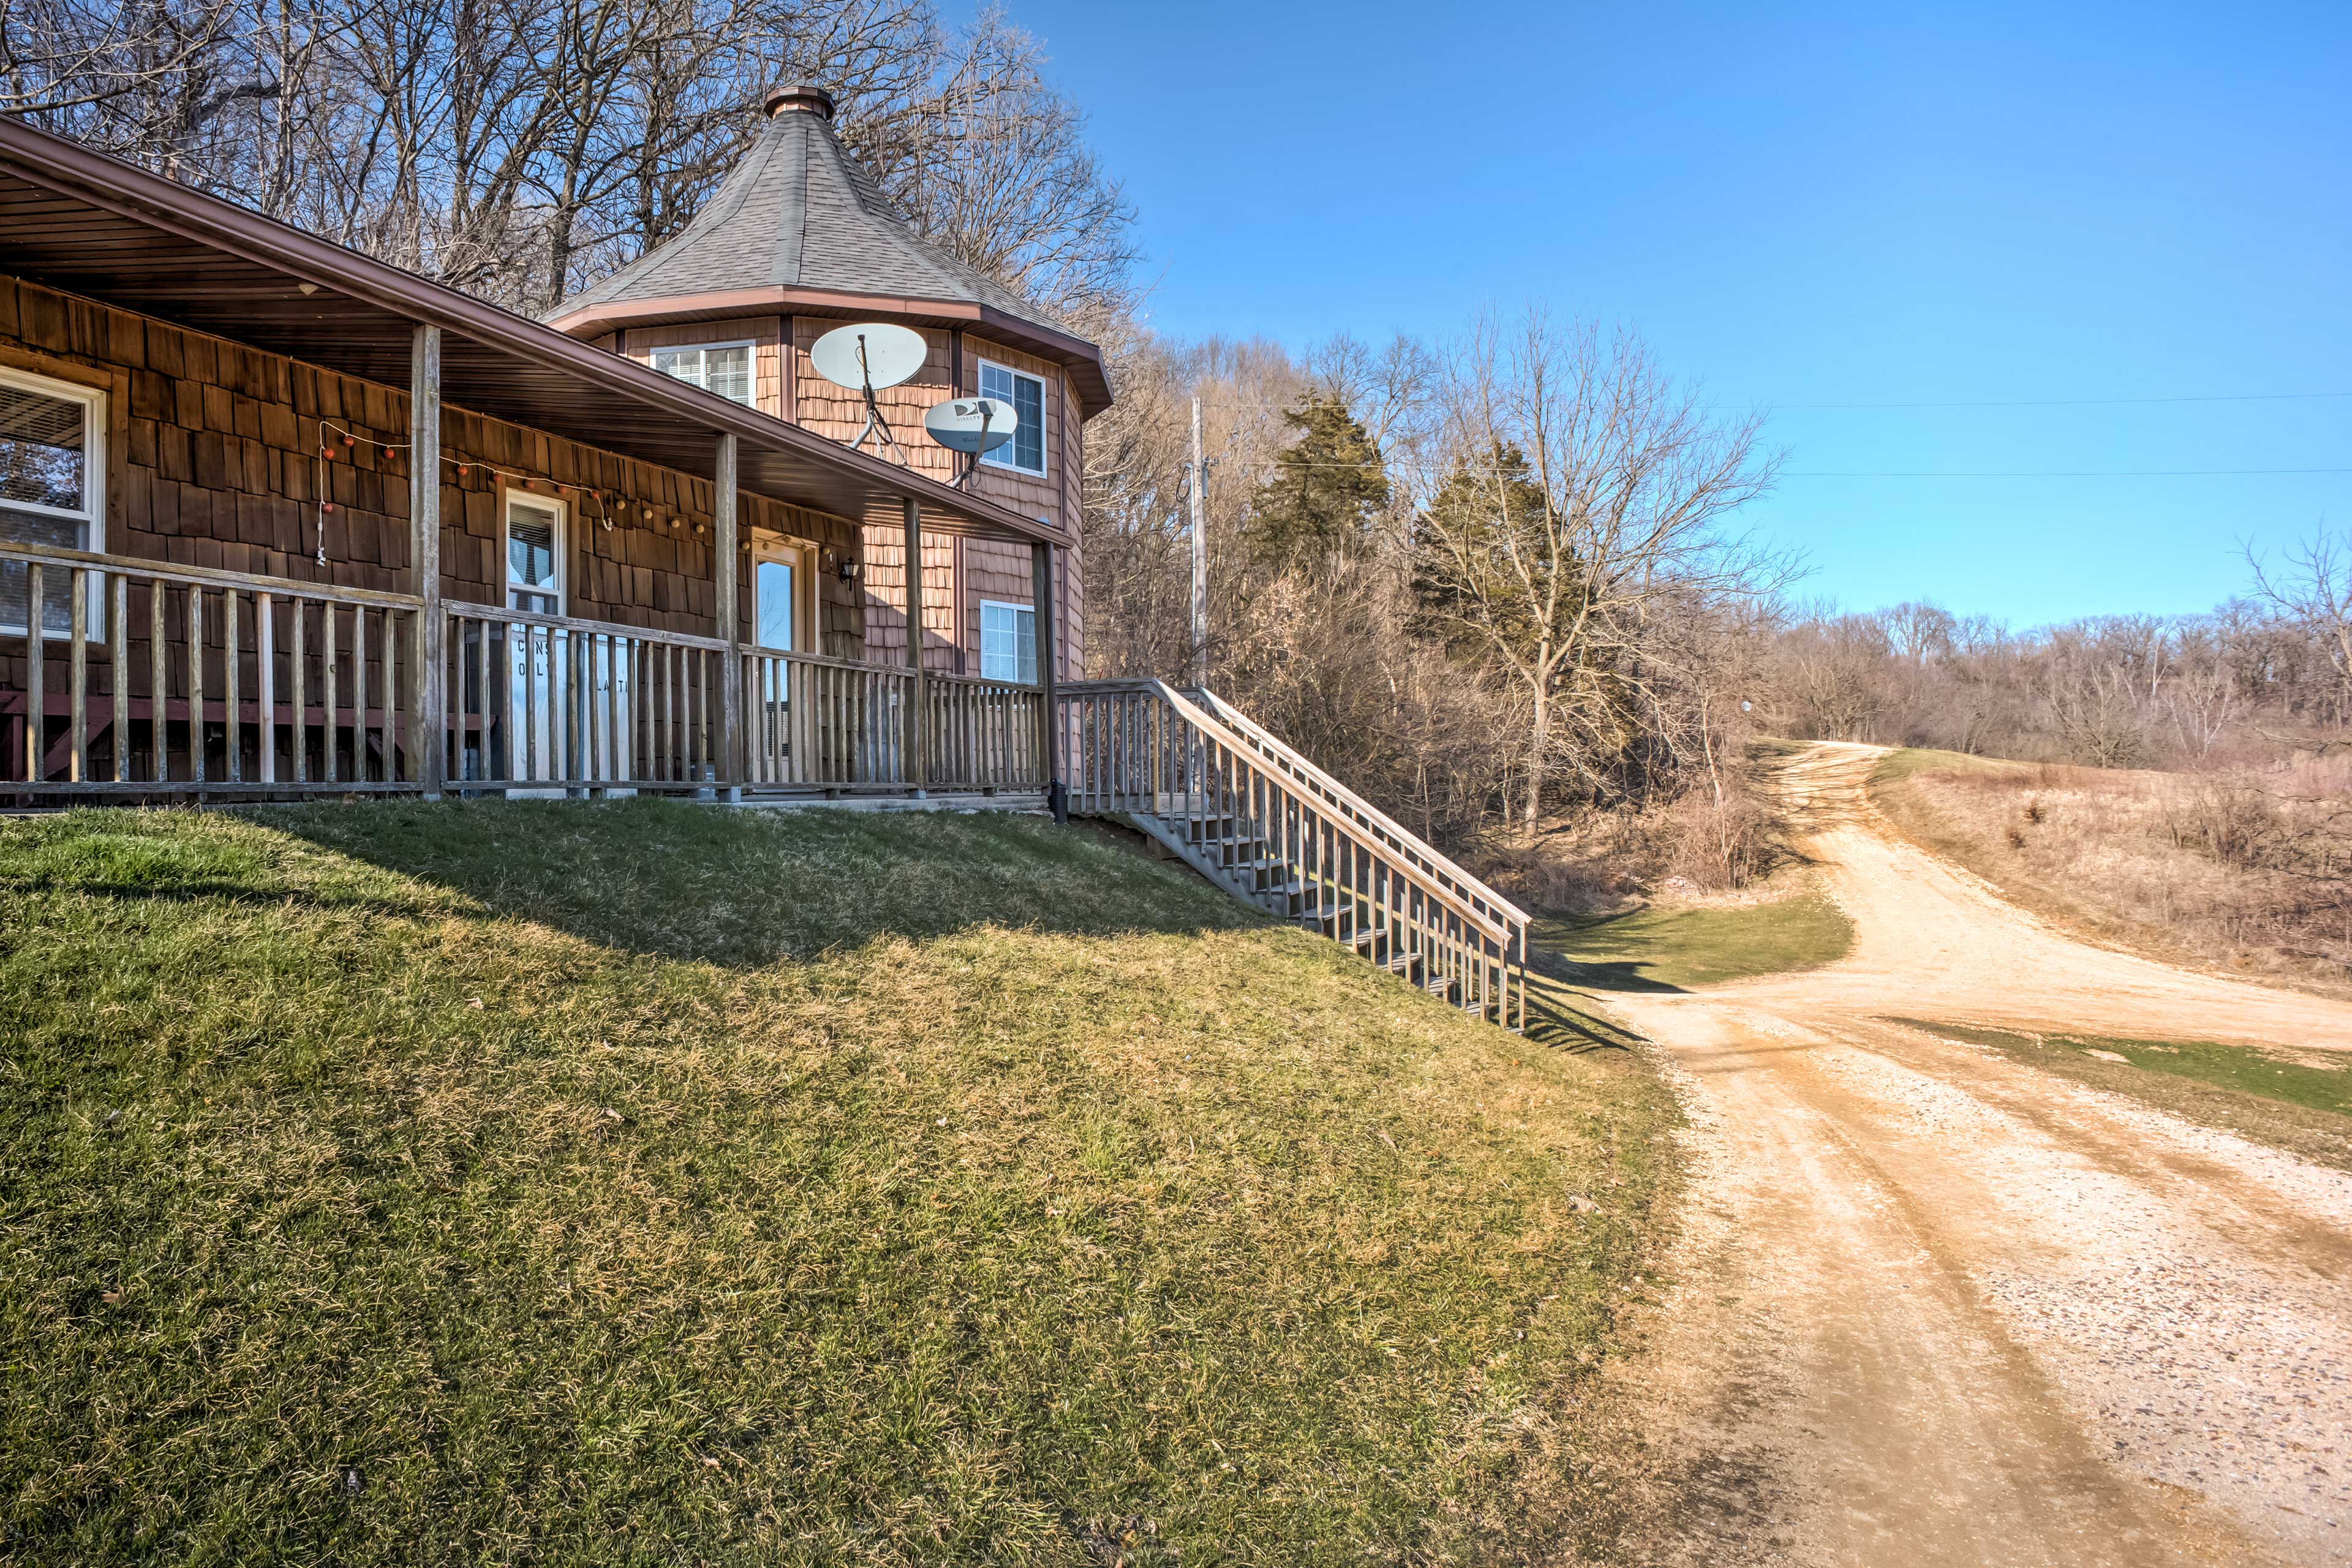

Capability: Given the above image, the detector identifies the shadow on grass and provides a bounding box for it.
[1521,960,1653,1057]
[9,797,1259,971]
[282,797,1270,967]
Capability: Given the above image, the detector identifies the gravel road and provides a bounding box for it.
[1604,742,2351,1567]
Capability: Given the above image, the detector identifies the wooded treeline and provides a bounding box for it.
[1763,530,2352,771]
[1082,315,1789,878]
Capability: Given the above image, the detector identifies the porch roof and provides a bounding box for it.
[0,115,1066,548]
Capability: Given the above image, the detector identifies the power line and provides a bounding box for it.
[1222,460,2352,478]
[1767,391,2352,411]
[1784,466,2352,478]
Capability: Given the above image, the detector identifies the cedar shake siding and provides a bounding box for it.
[0,276,869,694]
[613,315,1085,680]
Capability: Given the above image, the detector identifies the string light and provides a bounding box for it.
[307,417,720,565]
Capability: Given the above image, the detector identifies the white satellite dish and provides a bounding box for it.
[809,322,928,465]
[810,323,927,393]
[925,396,1018,488]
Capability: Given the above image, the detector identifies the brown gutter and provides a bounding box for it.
[0,114,1071,550]
[545,286,1115,420]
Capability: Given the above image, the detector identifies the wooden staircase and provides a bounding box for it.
[1058,680,1530,1030]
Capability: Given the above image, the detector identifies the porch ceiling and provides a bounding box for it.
[0,118,1063,548]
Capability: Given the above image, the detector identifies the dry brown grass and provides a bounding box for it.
[1475,747,1796,920]
[1872,751,2352,995]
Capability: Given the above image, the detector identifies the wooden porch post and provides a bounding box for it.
[714,432,741,803]
[409,323,443,798]
[902,497,927,793]
[1030,538,1062,820]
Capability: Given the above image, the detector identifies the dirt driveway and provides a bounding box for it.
[1602,743,2351,1567]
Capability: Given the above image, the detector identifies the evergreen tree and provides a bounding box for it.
[1244,396,1390,570]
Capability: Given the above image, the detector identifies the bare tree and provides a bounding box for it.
[4,0,1136,318]
[1412,311,1784,832]
[2248,527,2352,728]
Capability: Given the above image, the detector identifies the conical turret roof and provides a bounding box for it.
[545,85,1109,416]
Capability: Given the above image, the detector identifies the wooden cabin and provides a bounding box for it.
[0,93,1096,802]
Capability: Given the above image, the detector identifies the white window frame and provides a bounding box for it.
[649,339,756,407]
[0,361,107,638]
[502,488,567,615]
[976,357,1046,476]
[978,597,1038,685]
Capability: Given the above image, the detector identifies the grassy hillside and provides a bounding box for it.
[0,802,1675,1565]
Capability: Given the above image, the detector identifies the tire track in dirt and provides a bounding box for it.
[1597,743,2351,1567]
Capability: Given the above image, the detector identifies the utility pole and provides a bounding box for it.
[1188,396,1207,688]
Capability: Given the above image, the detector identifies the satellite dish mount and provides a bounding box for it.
[810,323,930,468]
[921,395,1019,488]
[846,334,910,464]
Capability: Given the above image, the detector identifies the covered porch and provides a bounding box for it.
[0,116,1062,807]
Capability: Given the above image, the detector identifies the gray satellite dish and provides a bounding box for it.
[810,322,928,393]
[925,396,1018,488]
[924,397,1017,454]
[811,322,929,465]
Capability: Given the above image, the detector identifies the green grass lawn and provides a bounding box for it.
[1890,1017,2352,1171]
[0,802,1676,1564]
[1534,896,1855,995]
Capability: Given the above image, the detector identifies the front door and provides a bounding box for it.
[505,491,565,782]
[750,538,814,779]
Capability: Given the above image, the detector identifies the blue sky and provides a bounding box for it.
[984,0,2351,626]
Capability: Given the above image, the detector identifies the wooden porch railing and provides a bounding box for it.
[924,669,1047,791]
[3,543,1053,809]
[736,649,1047,793]
[739,645,910,788]
[3,540,423,795]
[442,604,726,793]
[1059,678,1529,1030]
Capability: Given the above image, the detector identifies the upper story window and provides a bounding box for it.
[1,364,106,635]
[651,342,753,405]
[978,360,1046,475]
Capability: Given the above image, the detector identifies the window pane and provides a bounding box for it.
[1014,375,1044,472]
[979,367,1045,474]
[651,348,695,386]
[980,602,1038,684]
[507,502,560,613]
[0,380,87,513]
[757,560,794,650]
[981,602,1014,681]
[709,345,753,405]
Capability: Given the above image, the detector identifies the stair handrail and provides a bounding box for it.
[1175,685,1531,929]
[1070,678,1517,946]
